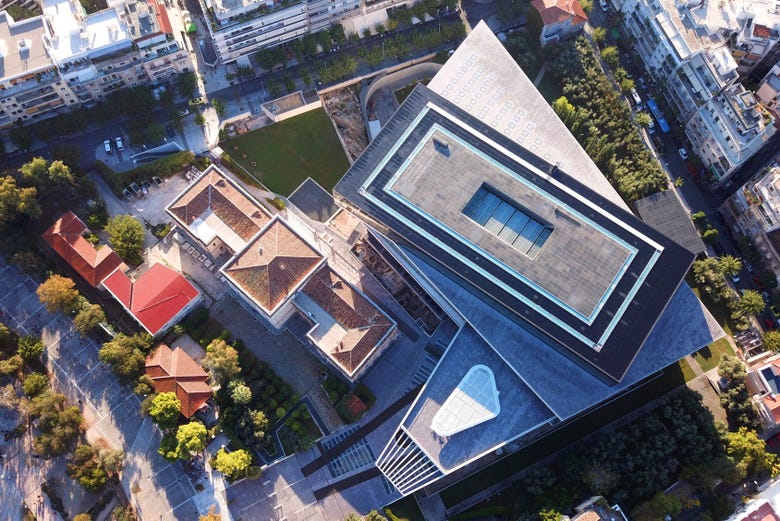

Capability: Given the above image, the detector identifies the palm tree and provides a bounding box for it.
[718,255,742,278]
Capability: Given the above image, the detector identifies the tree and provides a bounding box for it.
[619,78,635,94]
[344,515,361,521]
[723,427,780,480]
[0,175,40,228]
[18,335,44,363]
[98,448,125,476]
[23,372,48,396]
[764,330,780,352]
[0,354,23,375]
[211,98,225,117]
[702,227,719,244]
[98,333,151,381]
[739,289,766,317]
[631,492,682,521]
[47,160,75,185]
[719,356,761,430]
[37,275,80,314]
[0,322,15,352]
[175,421,208,459]
[718,255,743,278]
[74,303,106,336]
[149,392,181,429]
[18,157,49,185]
[635,112,652,128]
[199,506,222,521]
[176,71,198,99]
[538,510,563,521]
[600,46,619,68]
[105,215,145,265]
[212,448,253,480]
[250,410,269,438]
[229,380,252,404]
[73,515,92,521]
[202,339,240,384]
[67,444,108,492]
[592,26,607,45]
[29,391,83,456]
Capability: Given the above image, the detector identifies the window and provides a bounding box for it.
[463,185,553,257]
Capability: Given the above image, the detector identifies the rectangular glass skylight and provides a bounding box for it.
[463,185,552,258]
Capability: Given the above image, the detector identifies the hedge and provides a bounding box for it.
[94,150,195,195]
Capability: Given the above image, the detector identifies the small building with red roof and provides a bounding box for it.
[103,263,201,336]
[41,212,126,288]
[531,0,587,47]
[145,344,212,418]
[747,353,780,429]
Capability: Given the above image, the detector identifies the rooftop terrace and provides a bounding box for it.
[0,12,53,81]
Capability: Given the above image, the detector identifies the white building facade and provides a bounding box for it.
[618,0,776,184]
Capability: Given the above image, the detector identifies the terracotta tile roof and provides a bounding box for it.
[167,167,270,247]
[301,268,395,375]
[572,513,601,521]
[531,0,587,26]
[763,394,780,423]
[41,212,125,287]
[103,263,200,335]
[223,218,323,313]
[754,24,771,39]
[742,502,780,521]
[145,344,212,418]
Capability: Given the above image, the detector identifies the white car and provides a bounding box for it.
[115,137,124,151]
[599,0,609,11]
[678,147,689,161]
[104,140,112,154]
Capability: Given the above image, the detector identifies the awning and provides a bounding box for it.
[186,22,197,33]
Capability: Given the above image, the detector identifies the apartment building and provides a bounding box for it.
[617,0,776,184]
[719,164,780,277]
[758,62,780,115]
[0,0,191,128]
[199,0,363,64]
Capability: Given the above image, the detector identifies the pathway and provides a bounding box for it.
[533,61,549,87]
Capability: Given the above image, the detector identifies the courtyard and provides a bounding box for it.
[221,108,350,196]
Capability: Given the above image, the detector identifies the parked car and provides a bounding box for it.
[152,176,163,186]
[188,97,205,107]
[638,77,648,91]
[678,148,689,161]
[104,140,112,154]
[122,188,133,200]
[647,119,656,134]
[630,88,642,106]
[599,0,609,11]
[176,108,190,117]
[115,137,124,151]
[129,182,141,196]
[746,261,754,273]
[754,275,763,290]
[141,180,152,192]
[767,433,780,447]
[732,274,741,283]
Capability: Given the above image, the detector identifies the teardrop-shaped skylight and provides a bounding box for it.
[431,364,500,437]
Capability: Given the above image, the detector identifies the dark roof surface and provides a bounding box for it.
[288,177,340,223]
[335,85,695,384]
[634,190,706,255]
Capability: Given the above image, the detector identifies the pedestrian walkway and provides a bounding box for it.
[533,61,549,87]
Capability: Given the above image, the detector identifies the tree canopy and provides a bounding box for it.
[212,448,253,480]
[105,214,145,265]
[36,274,80,314]
[149,392,182,430]
[203,339,241,384]
[98,332,152,382]
[0,175,40,228]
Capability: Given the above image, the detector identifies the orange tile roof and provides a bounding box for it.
[531,0,587,26]
[301,268,395,375]
[41,212,125,287]
[103,263,200,335]
[742,502,780,521]
[763,394,780,423]
[223,218,323,313]
[145,344,212,418]
[167,167,270,247]
[754,24,771,39]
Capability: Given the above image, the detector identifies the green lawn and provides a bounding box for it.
[221,108,350,196]
[677,358,698,382]
[693,337,735,373]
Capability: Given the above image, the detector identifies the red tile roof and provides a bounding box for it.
[41,212,125,287]
[103,263,200,335]
[301,268,395,376]
[741,502,780,521]
[531,0,587,27]
[224,218,323,313]
[754,24,771,39]
[763,393,780,423]
[145,344,212,418]
[167,167,270,250]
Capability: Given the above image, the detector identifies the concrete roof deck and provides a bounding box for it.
[0,12,52,81]
[336,85,694,383]
[402,324,554,471]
